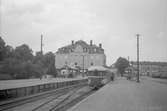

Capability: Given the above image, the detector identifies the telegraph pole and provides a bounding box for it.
[41,34,43,54]
[128,56,130,64]
[81,55,85,77]
[136,34,140,83]
[83,55,84,73]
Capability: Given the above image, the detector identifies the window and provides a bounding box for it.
[91,62,94,66]
[75,62,78,65]
[65,56,68,59]
[83,48,87,52]
[65,61,67,65]
[94,48,97,52]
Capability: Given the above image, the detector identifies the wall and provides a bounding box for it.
[55,53,106,69]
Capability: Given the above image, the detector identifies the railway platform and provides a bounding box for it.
[0,77,87,90]
[68,77,167,111]
[0,77,88,100]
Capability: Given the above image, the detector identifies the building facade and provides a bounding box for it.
[131,61,167,77]
[55,40,106,71]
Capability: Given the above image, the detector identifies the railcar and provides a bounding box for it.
[87,66,115,89]
[151,72,167,79]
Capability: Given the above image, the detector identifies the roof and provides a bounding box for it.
[88,66,108,71]
[75,40,90,48]
[56,40,104,54]
[60,40,90,50]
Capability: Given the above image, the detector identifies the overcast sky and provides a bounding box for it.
[0,0,167,65]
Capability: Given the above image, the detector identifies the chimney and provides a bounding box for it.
[90,40,93,46]
[72,40,74,45]
[99,43,102,48]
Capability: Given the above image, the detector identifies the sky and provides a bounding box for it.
[0,0,167,65]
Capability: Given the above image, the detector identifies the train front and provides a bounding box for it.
[87,66,112,89]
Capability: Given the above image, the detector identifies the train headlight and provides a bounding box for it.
[101,79,107,85]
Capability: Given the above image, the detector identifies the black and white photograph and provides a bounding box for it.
[0,0,167,111]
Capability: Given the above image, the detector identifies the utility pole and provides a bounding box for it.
[41,34,43,55]
[136,34,140,83]
[81,55,85,77]
[83,55,84,73]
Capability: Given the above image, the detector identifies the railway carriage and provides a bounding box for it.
[87,66,115,89]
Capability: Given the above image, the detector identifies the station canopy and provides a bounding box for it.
[88,66,109,71]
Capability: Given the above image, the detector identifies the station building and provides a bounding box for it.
[55,40,106,71]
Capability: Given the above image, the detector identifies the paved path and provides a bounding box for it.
[68,77,167,111]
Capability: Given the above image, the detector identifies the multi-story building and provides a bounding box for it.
[55,40,106,71]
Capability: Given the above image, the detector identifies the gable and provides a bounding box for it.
[74,45,83,53]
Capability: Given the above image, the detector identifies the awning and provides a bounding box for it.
[88,66,108,71]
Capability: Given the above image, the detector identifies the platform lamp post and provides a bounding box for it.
[136,34,140,83]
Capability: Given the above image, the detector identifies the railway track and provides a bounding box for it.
[31,87,83,111]
[31,86,94,111]
[50,88,95,111]
[0,83,87,111]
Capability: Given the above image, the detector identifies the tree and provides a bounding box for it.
[0,37,57,79]
[1,44,35,79]
[5,45,14,58]
[14,44,33,61]
[33,52,43,65]
[0,36,6,61]
[43,52,57,76]
[33,51,57,77]
[15,61,44,79]
[115,57,129,77]
[1,58,20,77]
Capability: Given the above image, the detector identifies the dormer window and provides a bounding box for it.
[74,45,83,53]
